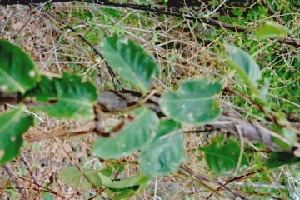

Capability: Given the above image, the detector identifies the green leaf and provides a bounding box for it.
[110,188,138,200]
[0,40,39,93]
[0,108,34,164]
[92,107,159,159]
[140,120,185,177]
[42,192,54,200]
[255,21,290,39]
[267,152,300,169]
[225,44,262,88]
[159,79,221,125]
[100,37,158,93]
[98,174,148,200]
[25,73,97,119]
[199,141,248,174]
[101,175,148,189]
[59,167,102,190]
[155,119,181,138]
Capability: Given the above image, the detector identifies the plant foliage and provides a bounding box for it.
[92,107,159,159]
[0,40,39,93]
[25,73,98,119]
[100,37,158,93]
[0,108,34,164]
[159,79,222,124]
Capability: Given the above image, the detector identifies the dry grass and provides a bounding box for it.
[0,1,299,199]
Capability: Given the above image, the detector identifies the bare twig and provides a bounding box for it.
[1,1,299,49]
[3,164,29,200]
[180,165,247,199]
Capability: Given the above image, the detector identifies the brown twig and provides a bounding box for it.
[180,165,247,199]
[17,176,65,198]
[3,164,29,200]
[217,168,265,190]
[1,1,299,48]
[223,87,300,134]
[0,0,246,32]
[53,137,104,196]
[261,0,284,24]
[43,10,122,91]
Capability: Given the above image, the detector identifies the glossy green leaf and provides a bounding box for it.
[59,167,102,190]
[225,44,262,88]
[140,120,185,177]
[255,21,289,39]
[159,79,221,125]
[0,40,39,93]
[100,37,158,93]
[92,107,159,159]
[199,141,248,174]
[0,108,34,164]
[25,73,97,119]
[267,152,300,169]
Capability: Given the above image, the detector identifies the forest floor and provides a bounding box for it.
[0,1,299,199]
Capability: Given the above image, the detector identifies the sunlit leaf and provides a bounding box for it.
[0,108,34,164]
[255,21,289,39]
[59,167,102,190]
[100,37,158,94]
[267,152,300,169]
[0,40,39,93]
[159,79,221,124]
[140,120,185,177]
[25,73,97,119]
[92,107,159,159]
[225,44,262,88]
[199,140,248,174]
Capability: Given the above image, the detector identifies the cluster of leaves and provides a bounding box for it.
[0,37,220,197]
[0,18,298,197]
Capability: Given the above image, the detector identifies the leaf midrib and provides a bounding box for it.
[105,41,146,91]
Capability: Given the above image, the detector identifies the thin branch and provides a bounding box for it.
[1,1,298,48]
[224,87,300,134]
[3,165,29,200]
[2,88,297,150]
[217,169,265,190]
[261,0,284,24]
[0,0,246,32]
[43,10,122,90]
[180,165,247,199]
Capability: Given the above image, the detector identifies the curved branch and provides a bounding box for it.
[0,0,246,32]
[1,1,298,48]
